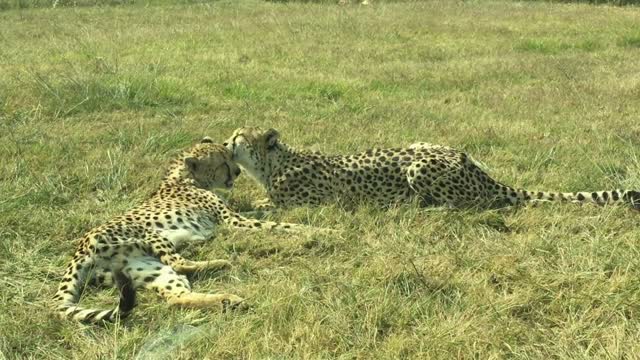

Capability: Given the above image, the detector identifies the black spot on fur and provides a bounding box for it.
[82,311,98,322]
[612,191,619,201]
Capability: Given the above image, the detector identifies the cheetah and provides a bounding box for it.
[54,137,323,323]
[224,127,640,210]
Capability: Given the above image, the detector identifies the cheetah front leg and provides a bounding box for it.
[240,198,277,219]
[220,207,337,234]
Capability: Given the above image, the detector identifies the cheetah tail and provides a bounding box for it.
[55,263,136,323]
[508,187,640,209]
[114,269,137,315]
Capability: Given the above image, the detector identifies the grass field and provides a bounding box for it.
[2,0,640,358]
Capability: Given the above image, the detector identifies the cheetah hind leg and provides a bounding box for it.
[91,262,226,287]
[167,292,246,311]
[406,160,488,209]
[172,259,232,273]
[141,232,231,273]
[89,268,114,287]
[126,257,246,312]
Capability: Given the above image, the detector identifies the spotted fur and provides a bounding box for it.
[224,127,640,210]
[54,137,319,323]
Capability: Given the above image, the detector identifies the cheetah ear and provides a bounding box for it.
[200,136,214,144]
[185,157,200,173]
[265,128,280,150]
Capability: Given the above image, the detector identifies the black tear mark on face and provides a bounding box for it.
[185,157,198,173]
[229,134,243,153]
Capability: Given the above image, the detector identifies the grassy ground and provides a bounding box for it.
[2,0,640,358]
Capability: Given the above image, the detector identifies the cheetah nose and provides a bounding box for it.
[235,168,241,176]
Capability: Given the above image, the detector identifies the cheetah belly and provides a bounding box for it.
[158,217,217,247]
[92,242,148,280]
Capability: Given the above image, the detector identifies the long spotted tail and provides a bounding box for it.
[496,184,640,209]
[54,260,136,323]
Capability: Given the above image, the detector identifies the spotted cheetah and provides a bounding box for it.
[55,137,323,323]
[224,127,640,210]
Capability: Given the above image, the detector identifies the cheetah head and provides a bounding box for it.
[223,127,280,186]
[185,137,242,189]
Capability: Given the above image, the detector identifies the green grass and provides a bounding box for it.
[2,0,640,358]
[523,0,640,5]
